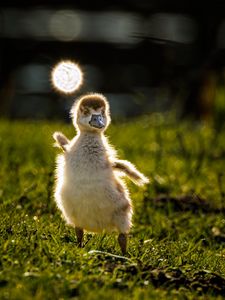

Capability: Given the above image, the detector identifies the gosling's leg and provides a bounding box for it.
[75,227,84,247]
[118,233,127,255]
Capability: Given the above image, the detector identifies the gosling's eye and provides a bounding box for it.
[81,107,89,115]
[84,109,90,115]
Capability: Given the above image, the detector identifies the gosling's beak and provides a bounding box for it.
[89,114,105,129]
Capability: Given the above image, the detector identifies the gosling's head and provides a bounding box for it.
[71,93,111,133]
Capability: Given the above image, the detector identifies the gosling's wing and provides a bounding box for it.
[112,159,149,186]
[53,132,70,152]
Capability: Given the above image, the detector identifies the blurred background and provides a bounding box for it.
[0,0,225,126]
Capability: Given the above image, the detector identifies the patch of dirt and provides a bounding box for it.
[129,265,225,296]
[97,254,225,296]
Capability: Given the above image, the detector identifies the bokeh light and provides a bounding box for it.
[51,61,83,94]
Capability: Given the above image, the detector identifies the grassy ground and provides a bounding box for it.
[0,114,225,299]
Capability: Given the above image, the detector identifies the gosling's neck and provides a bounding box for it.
[78,129,104,140]
[76,130,107,160]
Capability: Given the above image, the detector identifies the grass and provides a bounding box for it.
[0,114,225,299]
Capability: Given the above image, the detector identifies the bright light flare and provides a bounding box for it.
[51,61,83,94]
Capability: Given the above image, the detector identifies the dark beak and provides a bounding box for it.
[89,114,105,129]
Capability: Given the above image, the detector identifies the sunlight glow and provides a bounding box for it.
[51,61,83,94]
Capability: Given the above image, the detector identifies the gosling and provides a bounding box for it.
[53,93,149,254]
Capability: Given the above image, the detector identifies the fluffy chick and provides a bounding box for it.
[53,93,149,254]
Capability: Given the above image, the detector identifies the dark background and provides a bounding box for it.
[0,0,225,124]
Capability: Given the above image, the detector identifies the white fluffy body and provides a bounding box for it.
[53,93,148,234]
